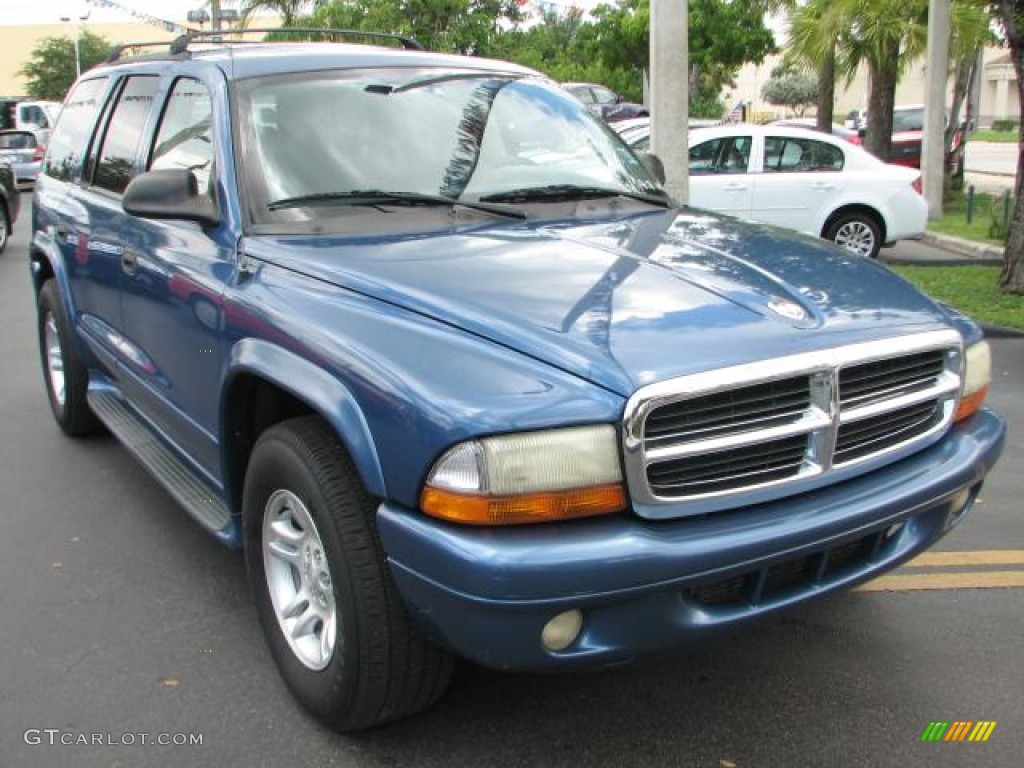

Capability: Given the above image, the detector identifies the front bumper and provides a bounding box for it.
[377,408,1005,671]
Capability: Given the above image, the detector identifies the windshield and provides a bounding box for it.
[234,67,665,228]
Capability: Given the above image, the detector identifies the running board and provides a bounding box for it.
[87,390,232,535]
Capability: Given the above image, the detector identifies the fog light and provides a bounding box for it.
[541,609,583,652]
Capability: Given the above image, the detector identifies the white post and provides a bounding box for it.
[60,13,89,80]
[650,0,689,203]
[922,0,950,220]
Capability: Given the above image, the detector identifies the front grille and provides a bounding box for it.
[623,331,963,515]
[647,435,807,496]
[839,350,946,409]
[645,377,810,446]
[835,400,941,464]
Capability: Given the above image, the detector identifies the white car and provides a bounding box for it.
[619,122,927,258]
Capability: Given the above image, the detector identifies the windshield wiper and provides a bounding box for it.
[267,190,526,219]
[479,184,669,207]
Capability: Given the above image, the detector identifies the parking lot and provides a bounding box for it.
[0,222,1021,767]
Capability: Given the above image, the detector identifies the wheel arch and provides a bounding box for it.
[821,204,887,245]
[221,339,386,518]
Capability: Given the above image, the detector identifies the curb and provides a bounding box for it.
[982,324,1024,339]
[920,231,1004,262]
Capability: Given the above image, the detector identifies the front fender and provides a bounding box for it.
[224,338,387,497]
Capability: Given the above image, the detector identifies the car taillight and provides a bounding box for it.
[912,177,923,195]
[32,145,45,161]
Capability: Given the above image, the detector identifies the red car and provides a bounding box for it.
[889,105,965,178]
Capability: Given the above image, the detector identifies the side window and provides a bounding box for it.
[43,78,109,182]
[689,136,751,175]
[591,86,618,105]
[690,138,724,175]
[92,75,159,195]
[764,136,844,173]
[719,136,751,173]
[149,78,214,192]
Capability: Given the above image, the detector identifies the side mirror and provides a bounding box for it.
[858,127,867,138]
[637,151,666,185]
[123,169,219,227]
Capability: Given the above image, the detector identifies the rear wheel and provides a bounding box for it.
[243,416,454,732]
[37,280,102,436]
[825,212,882,259]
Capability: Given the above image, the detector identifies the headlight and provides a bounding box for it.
[420,425,627,525]
[954,340,991,422]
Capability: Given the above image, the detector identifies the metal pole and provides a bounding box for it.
[211,0,222,32]
[73,34,81,79]
[922,0,951,219]
[650,0,689,203]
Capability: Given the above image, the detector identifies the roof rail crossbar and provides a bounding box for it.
[106,37,198,62]
[174,27,425,51]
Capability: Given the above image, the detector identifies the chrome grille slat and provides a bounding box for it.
[835,401,940,463]
[840,351,945,407]
[648,436,807,489]
[622,331,963,515]
[645,378,810,443]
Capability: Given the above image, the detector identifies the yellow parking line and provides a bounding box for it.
[904,550,1024,567]
[856,571,1024,592]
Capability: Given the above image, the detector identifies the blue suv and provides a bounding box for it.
[29,30,1005,731]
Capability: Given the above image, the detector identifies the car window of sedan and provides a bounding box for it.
[764,136,844,173]
[690,136,751,175]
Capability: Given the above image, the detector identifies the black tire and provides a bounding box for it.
[824,211,883,259]
[0,205,9,254]
[37,280,103,436]
[243,416,454,732]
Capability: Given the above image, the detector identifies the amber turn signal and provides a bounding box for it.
[421,483,627,525]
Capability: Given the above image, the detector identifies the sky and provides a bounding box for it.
[0,0,224,26]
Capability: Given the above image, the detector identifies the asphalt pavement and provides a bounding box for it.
[0,221,1021,768]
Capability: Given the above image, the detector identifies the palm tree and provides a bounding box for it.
[786,0,844,132]
[240,0,318,27]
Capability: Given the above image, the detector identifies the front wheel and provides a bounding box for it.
[243,416,453,732]
[825,212,882,259]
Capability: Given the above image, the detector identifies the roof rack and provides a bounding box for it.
[106,38,198,62]
[105,28,425,64]
[172,27,424,54]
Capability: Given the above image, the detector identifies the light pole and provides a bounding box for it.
[60,12,90,79]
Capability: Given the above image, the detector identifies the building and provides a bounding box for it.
[727,46,1018,129]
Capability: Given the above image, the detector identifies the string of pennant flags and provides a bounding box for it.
[82,0,194,34]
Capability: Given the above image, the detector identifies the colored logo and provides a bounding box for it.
[921,721,997,742]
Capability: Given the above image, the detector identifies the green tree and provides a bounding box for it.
[241,0,319,26]
[761,71,818,115]
[18,30,112,101]
[296,0,522,54]
[990,0,1024,293]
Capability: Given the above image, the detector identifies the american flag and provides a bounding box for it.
[720,100,745,125]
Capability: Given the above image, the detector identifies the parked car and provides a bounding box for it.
[30,29,1004,733]
[0,128,49,190]
[0,158,19,253]
[561,82,648,122]
[769,118,863,145]
[844,108,867,132]
[889,105,966,179]
[618,123,926,258]
[611,116,718,149]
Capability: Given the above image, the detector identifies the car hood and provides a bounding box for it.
[242,208,954,396]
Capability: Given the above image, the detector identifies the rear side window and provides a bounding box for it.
[764,136,844,173]
[148,78,214,193]
[93,75,159,195]
[43,78,108,181]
